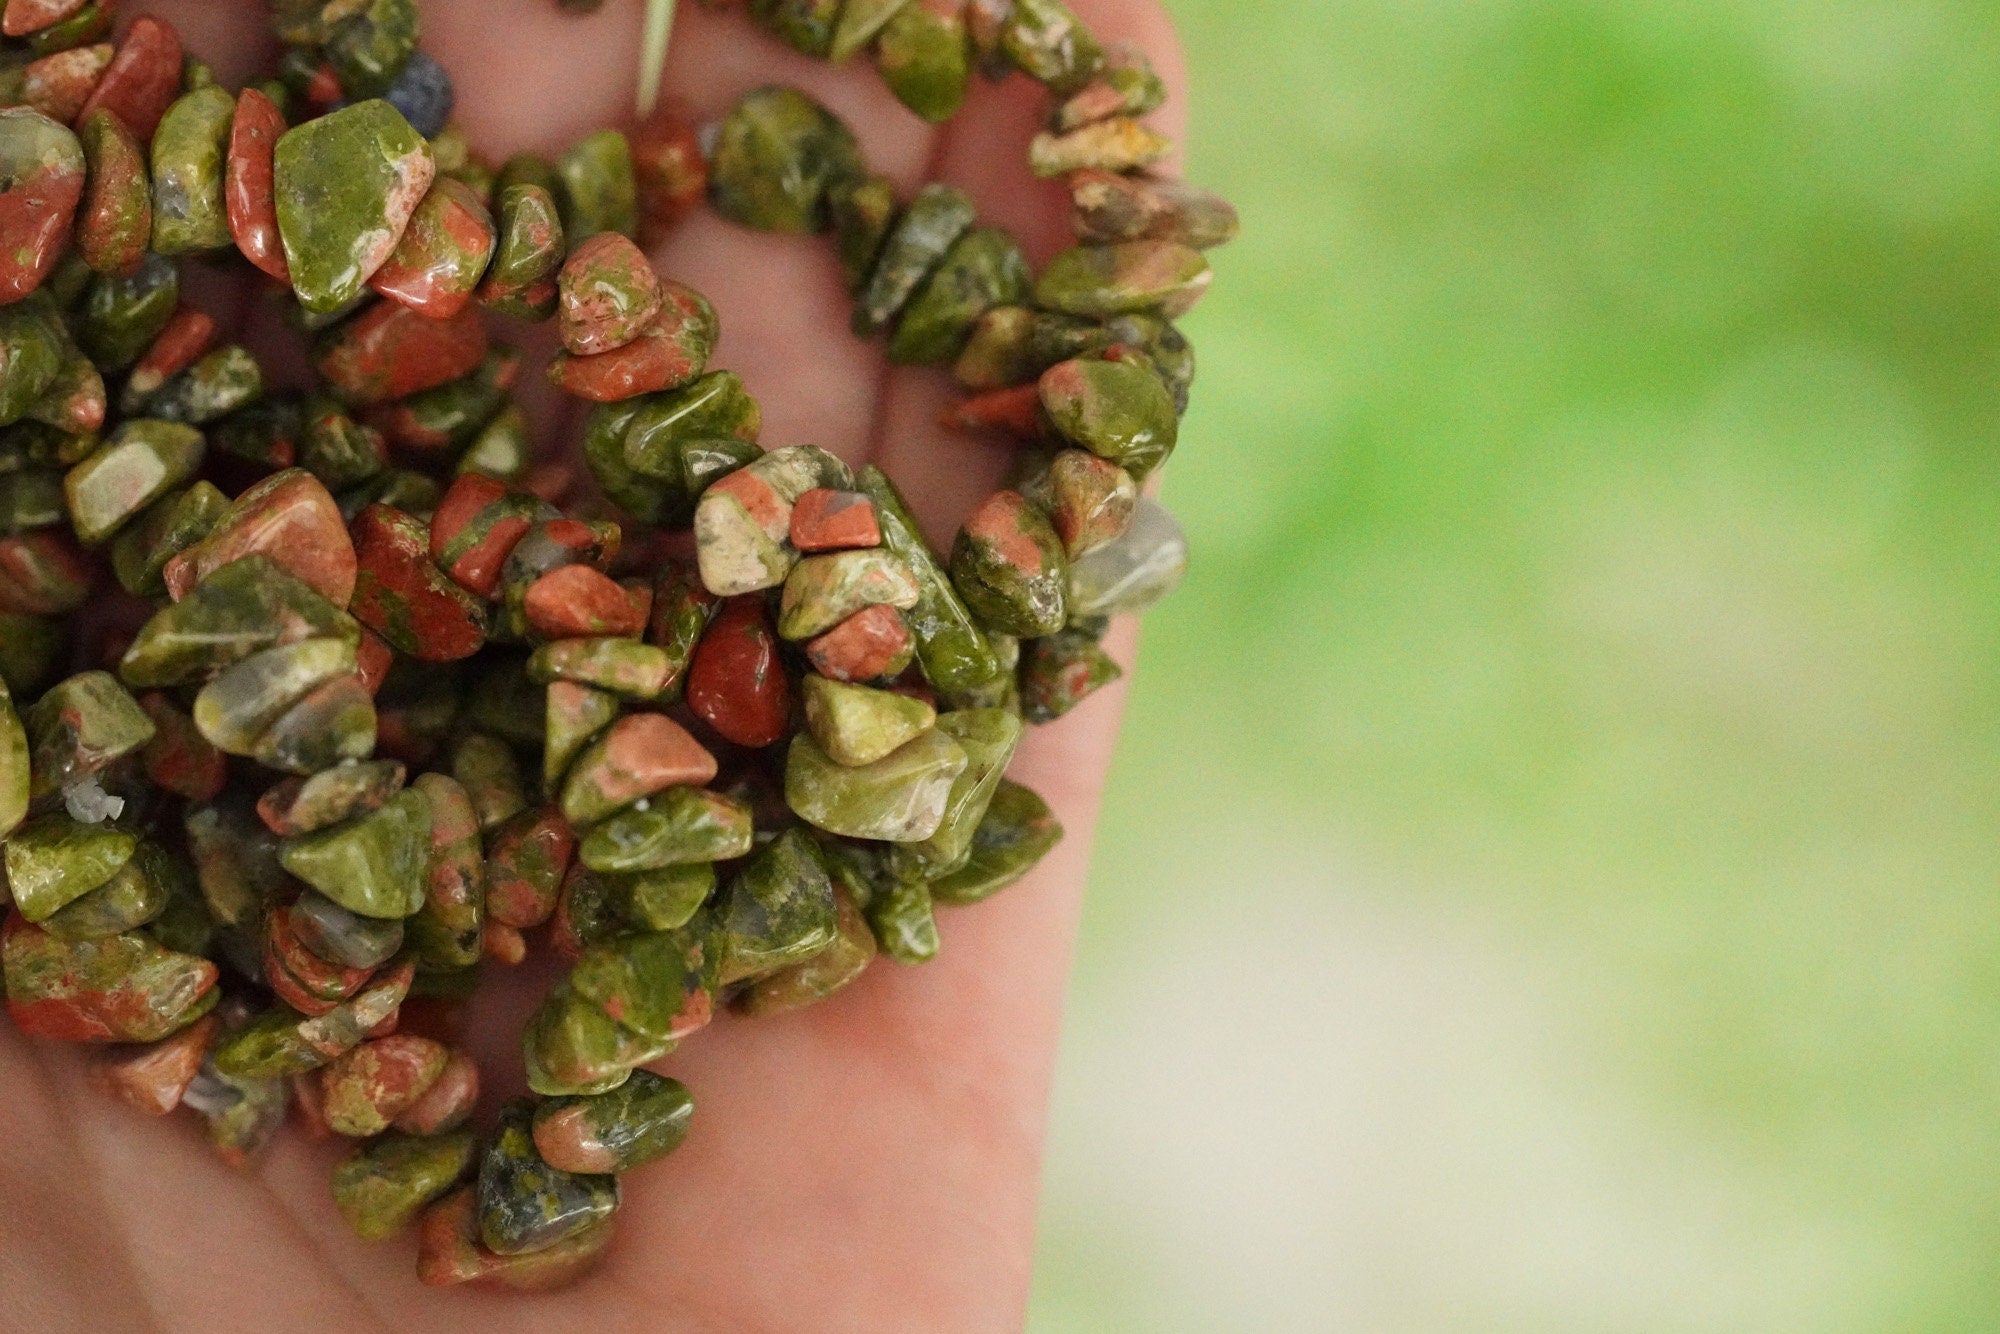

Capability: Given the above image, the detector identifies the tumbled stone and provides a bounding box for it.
[484,806,576,930]
[408,770,484,970]
[77,250,176,370]
[528,637,672,700]
[742,883,877,1015]
[417,1184,615,1290]
[3,813,135,921]
[789,488,879,552]
[316,299,488,407]
[785,727,968,843]
[274,98,434,313]
[136,690,226,801]
[321,1033,449,1137]
[866,874,939,964]
[523,565,648,641]
[555,129,636,243]
[1029,116,1170,179]
[368,347,518,456]
[476,182,564,321]
[560,713,717,828]
[610,862,714,933]
[477,1100,619,1256]
[1020,623,1121,722]
[0,529,89,616]
[1022,448,1136,557]
[324,0,419,101]
[533,1069,691,1176]
[890,227,1032,366]
[3,914,217,1042]
[334,1129,477,1241]
[0,298,65,424]
[225,86,289,282]
[75,15,182,145]
[1070,169,1239,249]
[142,345,261,426]
[183,794,289,928]
[693,444,849,596]
[64,418,203,544]
[875,0,970,123]
[0,109,85,304]
[950,489,1069,637]
[120,555,360,689]
[779,547,922,641]
[707,85,862,234]
[393,1049,479,1134]
[120,306,215,410]
[280,787,431,919]
[148,85,234,254]
[578,786,754,873]
[164,469,357,608]
[558,232,661,356]
[3,0,87,38]
[192,636,354,758]
[369,176,495,319]
[263,902,374,1016]
[1001,0,1103,90]
[350,503,488,661]
[1038,355,1178,480]
[97,1011,217,1115]
[830,173,898,294]
[21,669,154,799]
[686,596,790,748]
[1036,239,1211,320]
[903,706,1023,871]
[20,43,109,124]
[546,281,716,402]
[854,182,974,336]
[0,676,26,840]
[805,603,915,683]
[858,465,1000,694]
[714,826,838,984]
[630,101,707,247]
[40,840,170,941]
[802,673,937,768]
[211,961,412,1081]
[1066,495,1187,616]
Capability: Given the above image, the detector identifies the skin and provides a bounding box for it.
[0,0,1183,1329]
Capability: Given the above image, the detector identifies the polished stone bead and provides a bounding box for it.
[545,281,716,402]
[1020,623,1121,722]
[21,43,110,126]
[693,444,850,595]
[75,109,148,276]
[686,596,791,748]
[1020,447,1136,557]
[324,0,418,101]
[21,668,154,799]
[866,873,939,963]
[740,883,877,1015]
[806,603,915,683]
[321,1033,449,1137]
[334,1129,477,1241]
[369,176,495,319]
[165,468,357,608]
[0,109,84,303]
[610,862,714,933]
[264,902,374,1015]
[76,16,182,145]
[393,1049,479,1134]
[429,473,548,596]
[0,528,89,615]
[210,960,413,1078]
[890,227,1030,366]
[558,231,661,356]
[1066,495,1187,616]
[96,1011,217,1116]
[630,101,707,247]
[367,348,517,457]
[417,1184,616,1290]
[477,1101,619,1255]
[579,786,754,872]
[1000,0,1102,90]
[274,99,434,313]
[785,727,969,843]
[1070,169,1239,250]
[715,826,839,985]
[857,465,1001,694]
[779,547,922,641]
[386,51,453,138]
[3,0,86,38]
[183,794,289,928]
[132,691,222,803]
[191,636,355,758]
[620,369,763,487]
[790,488,879,552]
[0,300,66,428]
[408,771,484,970]
[64,417,203,544]
[77,250,177,370]
[484,807,575,929]
[556,129,637,243]
[560,713,718,829]
[0,675,26,839]
[905,706,1023,871]
[41,841,170,940]
[120,555,360,689]
[876,0,970,123]
[854,183,974,336]
[803,673,937,767]
[350,503,489,661]
[3,813,135,921]
[2,913,217,1042]
[950,489,1069,637]
[831,0,913,60]
[225,86,289,282]
[528,636,673,700]
[120,305,214,412]
[829,173,898,294]
[476,183,564,321]
[570,922,714,1040]
[148,85,234,253]
[316,297,488,406]
[143,345,261,425]
[280,787,432,919]
[1029,115,1171,179]
[708,85,862,234]
[1036,239,1212,320]
[543,679,618,792]
[291,887,405,971]
[523,564,649,642]
[1038,355,1178,480]
[532,1069,692,1175]
[444,731,525,832]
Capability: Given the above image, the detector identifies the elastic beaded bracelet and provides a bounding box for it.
[0,0,1233,1293]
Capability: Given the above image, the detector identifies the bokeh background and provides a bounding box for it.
[1030,1,2000,1329]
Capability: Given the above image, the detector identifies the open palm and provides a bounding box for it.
[0,0,1186,1329]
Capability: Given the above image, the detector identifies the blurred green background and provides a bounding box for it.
[1029,1,2000,1329]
